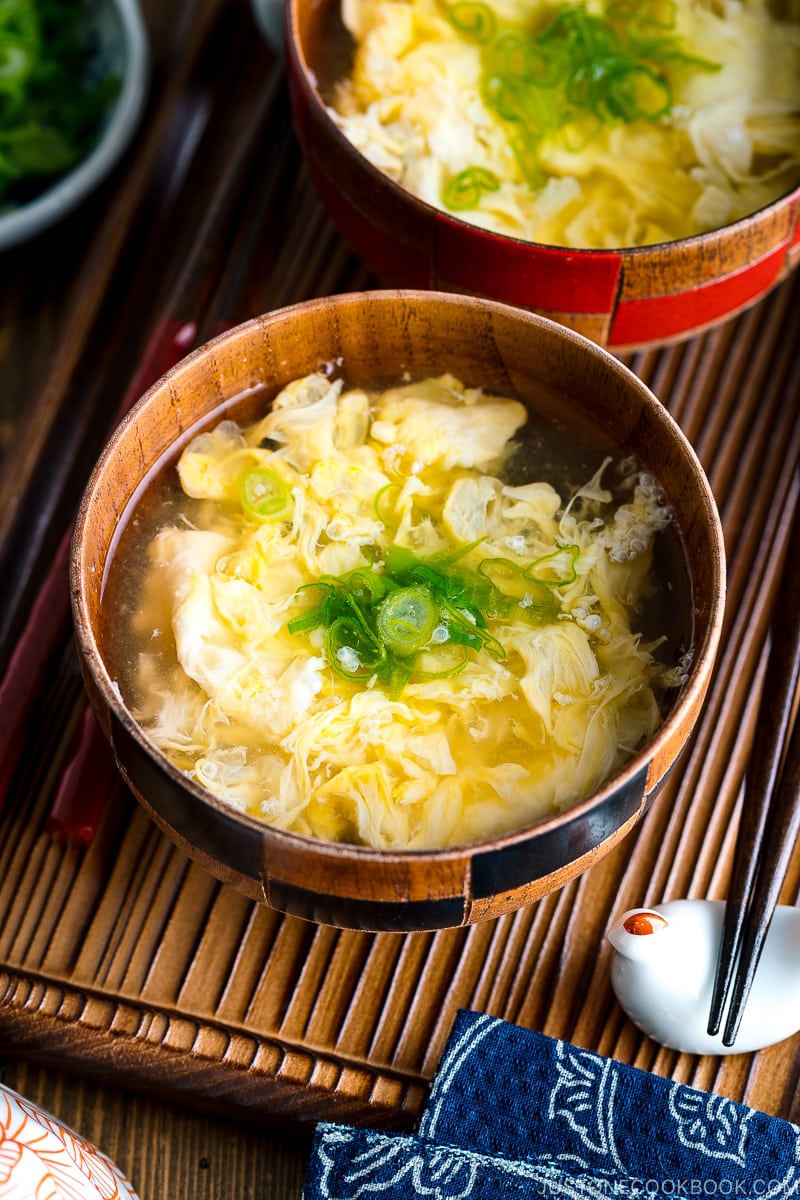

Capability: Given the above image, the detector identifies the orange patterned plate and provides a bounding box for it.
[0,1084,140,1200]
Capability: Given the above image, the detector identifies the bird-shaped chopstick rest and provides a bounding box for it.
[607,899,800,1055]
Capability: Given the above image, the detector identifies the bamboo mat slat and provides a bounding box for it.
[1,0,800,1137]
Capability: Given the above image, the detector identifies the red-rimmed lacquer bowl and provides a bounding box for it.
[72,292,725,932]
[285,0,800,351]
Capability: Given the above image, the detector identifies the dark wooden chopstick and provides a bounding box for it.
[707,487,800,1045]
[720,703,800,1044]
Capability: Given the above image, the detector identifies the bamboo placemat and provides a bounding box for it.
[1,0,800,1136]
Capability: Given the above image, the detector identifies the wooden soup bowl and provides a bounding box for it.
[71,291,725,932]
[285,0,800,351]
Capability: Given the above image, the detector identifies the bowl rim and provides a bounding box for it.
[71,289,727,867]
[0,0,150,252]
[284,0,800,260]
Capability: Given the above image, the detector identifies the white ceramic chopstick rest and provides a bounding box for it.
[607,899,800,1055]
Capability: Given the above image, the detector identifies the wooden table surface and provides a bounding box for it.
[1,2,799,1199]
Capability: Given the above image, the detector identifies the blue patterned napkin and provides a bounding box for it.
[303,1009,800,1198]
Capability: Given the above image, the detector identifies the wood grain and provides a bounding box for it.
[0,0,799,1184]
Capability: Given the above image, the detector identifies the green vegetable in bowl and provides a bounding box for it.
[0,0,121,208]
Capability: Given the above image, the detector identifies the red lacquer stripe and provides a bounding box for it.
[611,242,790,347]
[432,216,623,314]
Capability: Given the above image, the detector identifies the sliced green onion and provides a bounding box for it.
[605,62,672,120]
[523,544,580,586]
[383,543,418,576]
[327,617,385,679]
[412,645,470,679]
[286,582,333,633]
[443,166,501,211]
[517,585,560,623]
[239,468,292,522]
[374,482,402,527]
[478,556,527,594]
[447,0,720,190]
[286,607,326,635]
[482,73,522,123]
[286,532,540,693]
[425,537,487,568]
[386,660,413,698]
[439,599,506,658]
[448,1,496,42]
[345,567,394,607]
[476,556,560,622]
[376,587,439,656]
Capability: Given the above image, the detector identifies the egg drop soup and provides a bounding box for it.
[321,0,800,249]
[103,373,692,850]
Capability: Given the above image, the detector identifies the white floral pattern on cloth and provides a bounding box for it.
[304,1009,800,1199]
[0,1083,140,1200]
[311,1127,478,1199]
[548,1042,625,1173]
[666,1088,800,1197]
[307,1125,653,1199]
[418,1014,503,1143]
[668,1087,752,1165]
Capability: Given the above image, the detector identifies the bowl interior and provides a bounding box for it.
[72,291,725,930]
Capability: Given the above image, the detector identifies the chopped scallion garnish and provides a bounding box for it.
[287,523,581,691]
[239,468,293,522]
[443,165,501,210]
[441,0,720,206]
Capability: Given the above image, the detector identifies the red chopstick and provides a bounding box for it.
[45,704,118,846]
[42,321,197,844]
[0,322,196,833]
[0,525,72,804]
